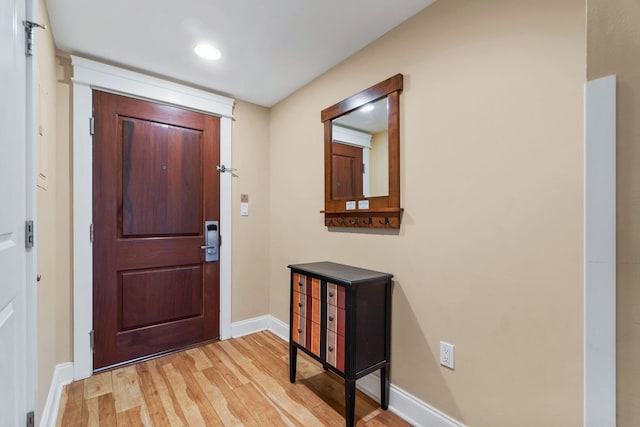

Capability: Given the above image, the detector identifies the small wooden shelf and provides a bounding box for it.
[322,209,403,229]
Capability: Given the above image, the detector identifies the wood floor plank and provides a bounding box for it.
[308,402,347,427]
[185,347,213,371]
[254,331,291,358]
[96,393,118,426]
[194,368,259,427]
[217,339,251,366]
[116,404,152,427]
[136,361,182,427]
[56,331,409,427]
[144,359,187,427]
[239,361,325,427]
[59,380,84,427]
[111,365,145,413]
[234,336,290,379]
[200,343,250,389]
[364,409,413,426]
[55,383,69,427]
[84,371,113,400]
[83,394,118,427]
[231,382,296,427]
[301,371,382,423]
[163,356,224,426]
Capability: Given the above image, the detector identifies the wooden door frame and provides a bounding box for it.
[71,56,234,380]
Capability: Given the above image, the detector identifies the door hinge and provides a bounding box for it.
[26,411,34,427]
[89,224,94,243]
[362,163,366,174]
[25,220,34,248]
[89,117,95,135]
[23,21,46,56]
[89,330,94,351]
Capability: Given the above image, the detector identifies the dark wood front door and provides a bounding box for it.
[92,91,220,370]
[332,142,363,199]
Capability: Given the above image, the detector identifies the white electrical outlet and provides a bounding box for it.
[440,341,455,369]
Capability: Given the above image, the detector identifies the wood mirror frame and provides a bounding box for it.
[321,74,403,228]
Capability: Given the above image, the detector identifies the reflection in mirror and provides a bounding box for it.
[332,97,389,198]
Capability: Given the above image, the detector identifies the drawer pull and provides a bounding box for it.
[298,281,304,287]
[328,315,334,322]
[297,328,302,334]
[298,302,303,307]
[328,345,334,352]
[328,291,334,297]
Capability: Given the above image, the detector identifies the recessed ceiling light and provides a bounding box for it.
[360,104,374,113]
[194,43,221,60]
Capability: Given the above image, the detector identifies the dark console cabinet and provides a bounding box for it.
[288,262,393,427]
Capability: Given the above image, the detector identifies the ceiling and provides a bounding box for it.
[45,0,435,107]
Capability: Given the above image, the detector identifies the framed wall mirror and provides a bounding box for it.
[321,74,403,228]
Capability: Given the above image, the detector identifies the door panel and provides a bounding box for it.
[331,142,363,199]
[93,91,220,370]
[0,0,28,424]
[120,265,203,330]
[122,118,202,236]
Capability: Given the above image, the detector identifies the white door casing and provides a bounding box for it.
[71,56,234,380]
[1,0,38,424]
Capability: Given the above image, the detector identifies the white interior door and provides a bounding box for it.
[0,0,29,425]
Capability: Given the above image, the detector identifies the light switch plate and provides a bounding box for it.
[240,202,249,216]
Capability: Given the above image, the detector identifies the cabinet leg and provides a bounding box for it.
[345,379,356,427]
[289,345,297,383]
[380,366,390,410]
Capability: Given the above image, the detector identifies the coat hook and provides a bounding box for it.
[327,218,334,226]
[349,217,359,225]
[379,217,390,225]
[337,217,345,225]
[364,217,373,225]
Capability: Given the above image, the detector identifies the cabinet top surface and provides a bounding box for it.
[288,261,393,284]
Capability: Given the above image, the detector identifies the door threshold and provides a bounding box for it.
[92,337,221,374]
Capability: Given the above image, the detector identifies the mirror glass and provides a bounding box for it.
[331,97,388,199]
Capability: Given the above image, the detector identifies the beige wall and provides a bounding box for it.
[587,1,640,425]
[231,101,271,321]
[36,0,73,416]
[269,1,585,425]
[370,130,388,196]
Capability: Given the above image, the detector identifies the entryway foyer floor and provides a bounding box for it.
[55,331,411,426]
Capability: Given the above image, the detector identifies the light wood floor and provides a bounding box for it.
[56,331,411,426]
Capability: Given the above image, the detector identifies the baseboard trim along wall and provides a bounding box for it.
[40,362,74,427]
[233,315,465,427]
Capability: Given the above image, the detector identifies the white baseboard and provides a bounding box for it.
[357,374,465,427]
[231,314,289,342]
[232,315,465,427]
[39,362,74,427]
[266,315,289,342]
[231,315,271,338]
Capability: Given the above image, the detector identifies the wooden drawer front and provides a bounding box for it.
[293,273,321,299]
[292,312,320,357]
[293,290,321,324]
[326,330,345,373]
[326,282,346,309]
[326,303,345,335]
